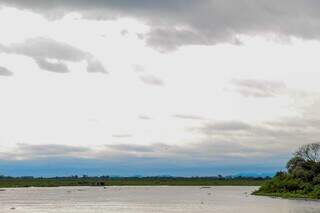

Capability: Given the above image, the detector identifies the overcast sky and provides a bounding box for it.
[0,0,320,176]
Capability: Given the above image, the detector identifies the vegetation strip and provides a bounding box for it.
[0,176,266,188]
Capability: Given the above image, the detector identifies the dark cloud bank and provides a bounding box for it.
[0,141,285,177]
[2,0,320,50]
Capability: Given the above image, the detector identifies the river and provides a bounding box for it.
[0,186,319,212]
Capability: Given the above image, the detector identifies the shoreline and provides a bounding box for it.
[252,191,320,201]
[0,185,260,189]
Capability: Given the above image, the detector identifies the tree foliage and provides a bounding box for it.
[255,143,320,199]
[295,143,320,162]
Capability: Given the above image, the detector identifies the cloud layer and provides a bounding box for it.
[2,0,320,49]
[2,112,319,175]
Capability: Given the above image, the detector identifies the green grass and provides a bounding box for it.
[0,177,266,188]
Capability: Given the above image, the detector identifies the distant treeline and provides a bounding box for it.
[0,175,269,188]
[0,175,270,180]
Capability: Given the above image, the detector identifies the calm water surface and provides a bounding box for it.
[0,186,319,212]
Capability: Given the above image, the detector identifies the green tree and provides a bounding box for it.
[254,143,320,199]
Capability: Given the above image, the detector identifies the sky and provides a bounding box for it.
[0,0,320,177]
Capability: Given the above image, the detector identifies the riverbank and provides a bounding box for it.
[252,191,318,200]
[0,177,266,188]
[251,172,320,200]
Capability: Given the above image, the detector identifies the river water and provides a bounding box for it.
[0,186,319,212]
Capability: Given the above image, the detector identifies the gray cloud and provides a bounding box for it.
[0,141,287,174]
[139,75,164,86]
[196,114,320,154]
[112,134,133,138]
[138,115,152,120]
[5,112,319,165]
[121,29,129,36]
[3,96,320,167]
[0,66,14,76]
[13,144,91,159]
[173,114,205,120]
[133,65,164,86]
[35,58,70,73]
[146,28,211,52]
[0,37,88,61]
[106,144,155,153]
[87,59,108,74]
[132,64,145,73]
[200,121,252,134]
[100,140,289,166]
[231,79,286,98]
[0,37,106,73]
[2,0,320,49]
